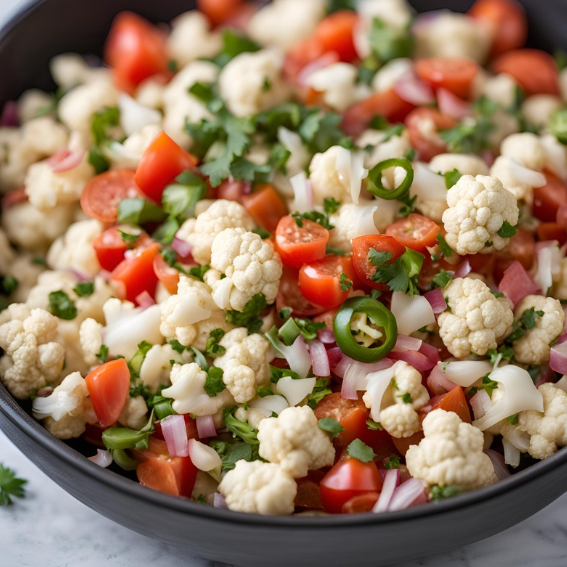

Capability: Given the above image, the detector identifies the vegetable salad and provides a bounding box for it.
[2,0,567,516]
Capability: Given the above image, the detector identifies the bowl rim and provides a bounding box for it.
[2,0,567,529]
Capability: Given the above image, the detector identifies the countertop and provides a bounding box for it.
[2,0,567,566]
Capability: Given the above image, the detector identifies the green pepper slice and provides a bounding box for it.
[333,297,397,363]
[367,157,414,200]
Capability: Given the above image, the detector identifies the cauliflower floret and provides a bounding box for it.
[414,12,491,63]
[258,406,335,478]
[50,53,109,90]
[371,58,413,93]
[167,11,222,67]
[205,228,282,312]
[161,362,234,416]
[363,361,430,438]
[235,405,268,430]
[214,328,274,403]
[442,174,519,255]
[489,156,536,202]
[512,295,565,366]
[17,89,55,123]
[473,73,519,108]
[219,460,297,515]
[79,318,103,367]
[500,132,546,171]
[191,308,235,351]
[306,63,358,112]
[552,258,567,300]
[9,255,46,304]
[309,146,357,206]
[46,220,103,278]
[0,306,65,399]
[139,344,192,393]
[218,49,289,117]
[438,277,513,358]
[118,396,149,430]
[428,153,489,177]
[135,78,165,110]
[357,128,411,169]
[247,0,325,50]
[176,199,255,265]
[522,95,562,129]
[106,124,161,170]
[406,409,498,492]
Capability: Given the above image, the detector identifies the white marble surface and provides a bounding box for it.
[2,1,567,566]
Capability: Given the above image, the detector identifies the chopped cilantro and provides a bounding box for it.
[0,464,27,506]
[0,276,18,295]
[436,233,453,258]
[168,339,186,354]
[268,143,291,173]
[97,344,109,364]
[340,273,353,292]
[279,307,293,320]
[73,281,94,297]
[307,378,333,409]
[550,108,567,145]
[318,417,345,438]
[291,209,334,230]
[346,439,376,463]
[299,109,353,154]
[91,106,120,146]
[444,169,462,189]
[211,29,261,68]
[508,413,519,425]
[398,194,417,218]
[401,392,413,404]
[326,246,347,256]
[205,328,226,358]
[497,221,517,238]
[224,407,259,445]
[370,247,424,296]
[204,367,226,397]
[118,230,141,244]
[225,294,267,334]
[256,386,274,397]
[48,291,77,320]
[384,454,401,469]
[161,171,206,218]
[430,484,462,502]
[366,419,383,430]
[327,0,357,13]
[520,307,544,330]
[490,290,505,298]
[188,264,211,281]
[432,270,453,289]
[294,318,326,342]
[269,365,301,384]
[479,375,499,398]
[117,198,166,225]
[367,17,413,65]
[324,197,341,214]
[252,227,272,239]
[210,439,260,472]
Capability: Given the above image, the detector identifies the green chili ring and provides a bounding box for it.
[333,297,397,363]
[367,157,414,200]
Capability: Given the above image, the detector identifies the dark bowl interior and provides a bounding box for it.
[2,1,567,566]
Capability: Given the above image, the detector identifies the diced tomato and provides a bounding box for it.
[81,169,139,224]
[135,132,199,203]
[537,222,567,245]
[104,12,169,93]
[533,171,567,222]
[295,470,325,510]
[153,253,181,295]
[137,454,198,498]
[342,88,415,138]
[415,58,480,99]
[392,432,424,457]
[276,266,327,317]
[492,49,560,96]
[420,386,472,424]
[405,107,457,162]
[468,0,528,58]
[351,234,406,290]
[342,491,380,514]
[493,227,536,282]
[284,37,326,81]
[386,214,440,252]
[197,0,245,27]
[241,184,288,233]
[111,242,160,304]
[93,227,146,271]
[314,11,359,63]
[85,359,130,428]
[299,255,357,309]
[223,2,257,30]
[320,454,383,514]
[275,215,330,268]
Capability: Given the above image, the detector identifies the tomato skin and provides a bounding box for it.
[405,107,457,162]
[197,0,245,27]
[532,171,567,222]
[111,243,161,304]
[153,253,181,295]
[341,492,380,514]
[275,216,330,268]
[295,470,325,510]
[93,227,149,272]
[85,359,131,428]
[314,11,359,63]
[393,432,424,457]
[420,386,472,424]
[135,132,199,203]
[492,49,560,96]
[299,255,357,309]
[284,37,326,81]
[493,227,536,282]
[81,169,139,224]
[351,234,406,290]
[415,58,480,99]
[137,454,198,498]
[241,184,288,233]
[386,214,440,252]
[276,266,327,317]
[468,0,527,58]
[320,455,383,514]
[342,89,415,138]
[104,12,169,93]
[537,222,567,245]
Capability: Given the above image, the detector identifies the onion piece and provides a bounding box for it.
[211,276,233,310]
[188,439,222,472]
[411,163,448,202]
[484,449,511,480]
[196,415,217,439]
[419,342,440,364]
[439,360,493,388]
[427,365,458,396]
[502,428,530,452]
[278,126,310,171]
[327,346,343,370]
[291,171,312,213]
[557,204,567,228]
[392,335,423,352]
[171,236,193,261]
[390,350,435,372]
[436,87,471,119]
[394,73,435,105]
[364,367,397,421]
[89,449,113,468]
[550,341,567,374]
[135,290,156,309]
[423,288,447,314]
[269,334,312,378]
[48,148,85,173]
[213,492,227,509]
[276,376,317,407]
[502,438,521,468]
[318,328,335,344]
[390,291,436,336]
[340,358,394,400]
[498,260,541,306]
[249,395,289,417]
[506,157,547,188]
[453,260,471,279]
[534,243,562,297]
[161,414,189,457]
[388,478,427,511]
[118,93,162,137]
[334,147,368,205]
[373,469,399,513]
[309,340,330,377]
[296,52,340,87]
[470,389,492,420]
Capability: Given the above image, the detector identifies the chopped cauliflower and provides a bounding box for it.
[17,89,55,123]
[500,132,546,171]
[176,199,255,265]
[139,344,192,393]
[79,318,103,367]
[438,277,514,358]
[106,124,162,170]
[306,63,358,112]
[428,153,489,177]
[257,406,335,478]
[219,460,297,515]
[473,73,519,108]
[363,361,430,438]
[9,255,46,304]
[118,396,149,430]
[0,306,65,399]
[214,328,274,403]
[218,49,289,117]
[406,409,498,492]
[512,295,565,366]
[442,174,519,255]
[235,406,268,430]
[371,58,413,93]
[489,156,539,202]
[357,128,411,169]
[50,53,109,90]
[522,95,562,129]
[191,309,235,352]
[205,228,282,312]
[309,146,356,206]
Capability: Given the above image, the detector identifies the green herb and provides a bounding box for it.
[210,28,261,68]
[254,102,302,141]
[299,109,353,154]
[169,339,186,354]
[205,328,226,358]
[430,484,462,502]
[204,367,226,397]
[370,247,424,296]
[117,198,166,225]
[405,148,417,162]
[367,17,413,65]
[507,413,519,425]
[73,281,95,297]
[366,419,383,430]
[318,417,345,438]
[48,290,77,320]
[210,439,260,472]
[88,146,110,175]
[97,344,109,363]
[307,378,332,409]
[487,345,514,365]
[346,439,376,463]
[128,341,153,380]
[340,273,353,292]
[269,364,301,383]
[224,407,259,445]
[479,375,499,398]
[32,257,48,267]
[294,318,326,342]
[92,107,120,146]
[401,392,412,404]
[0,276,18,295]
[521,307,545,330]
[325,246,347,256]
[550,108,567,145]
[118,230,141,244]
[279,307,293,320]
[444,169,462,189]
[162,171,206,218]
[190,347,209,371]
[129,382,151,399]
[436,233,453,258]
[188,264,211,282]
[327,0,357,13]
[555,50,567,71]
[268,143,291,173]
[432,270,453,289]
[252,227,272,239]
[490,290,505,298]
[257,386,274,397]
[497,221,517,238]
[384,454,401,469]
[225,294,267,334]
[0,465,27,506]
[324,197,341,214]
[398,194,417,218]
[291,209,334,230]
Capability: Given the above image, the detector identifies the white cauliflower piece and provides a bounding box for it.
[218,49,289,117]
[79,318,104,367]
[406,409,498,492]
[118,396,149,430]
[357,128,411,169]
[489,156,537,202]
[161,362,234,416]
[363,361,430,438]
[191,308,236,351]
[0,228,14,269]
[371,58,413,93]
[235,406,268,430]
[139,344,191,393]
[219,460,297,515]
[214,328,274,403]
[50,53,109,90]
[522,95,562,129]
[176,199,255,265]
[46,220,103,278]
[135,78,165,110]
[442,174,519,255]
[500,132,546,171]
[306,63,358,112]
[17,89,55,123]
[438,277,513,358]
[9,255,46,304]
[428,153,489,177]
[309,146,356,206]
[106,124,161,170]
[258,406,335,478]
[0,306,65,399]
[488,109,520,150]
[540,133,567,182]
[512,295,565,366]
[473,72,519,108]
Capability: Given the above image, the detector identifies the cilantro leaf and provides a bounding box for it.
[367,17,413,65]
[318,417,345,438]
[444,169,462,189]
[398,194,417,218]
[508,413,519,425]
[370,248,424,296]
[327,0,357,13]
[0,275,18,295]
[340,273,353,292]
[519,307,544,330]
[497,221,517,238]
[225,294,267,334]
[210,439,260,472]
[268,143,291,173]
[117,198,166,225]
[432,270,453,289]
[189,264,211,281]
[204,367,226,397]
[401,392,413,404]
[299,109,353,154]
[252,227,272,239]
[326,246,347,256]
[97,344,109,363]
[269,365,301,383]
[324,197,341,214]
[479,375,499,398]
[48,290,77,320]
[161,171,206,218]
[291,210,334,230]
[430,484,462,502]
[73,281,94,297]
[205,328,226,358]
[294,318,326,342]
[91,107,120,146]
[550,107,567,145]
[436,233,453,258]
[384,454,401,469]
[224,407,259,445]
[307,378,332,409]
[211,29,261,68]
[0,465,27,506]
[346,439,376,463]
[368,249,392,266]
[366,419,383,430]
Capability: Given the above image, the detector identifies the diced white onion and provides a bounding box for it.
[169,290,212,326]
[88,449,113,468]
[502,428,530,452]
[438,360,494,388]
[271,334,313,378]
[470,389,492,420]
[278,127,309,171]
[390,291,436,336]
[534,244,562,295]
[188,439,222,472]
[505,157,547,188]
[364,367,396,422]
[276,376,317,407]
[334,146,368,205]
[212,276,234,310]
[118,93,162,137]
[410,162,448,202]
[249,395,290,417]
[502,438,521,468]
[373,469,399,513]
[291,171,312,213]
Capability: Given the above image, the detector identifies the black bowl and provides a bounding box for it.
[2,1,567,566]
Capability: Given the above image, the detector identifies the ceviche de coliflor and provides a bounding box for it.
[2,0,567,516]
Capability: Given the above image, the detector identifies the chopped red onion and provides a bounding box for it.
[213,492,227,509]
[341,372,359,400]
[470,389,492,420]
[390,350,435,372]
[2,187,28,208]
[327,347,344,370]
[480,150,495,168]
[340,359,394,400]
[296,52,340,86]
[437,88,471,119]
[550,341,567,374]
[196,415,217,439]
[161,415,189,457]
[453,260,471,278]
[498,261,541,306]
[484,449,511,480]
[135,290,156,309]
[423,288,447,314]
[0,101,19,127]
[373,469,399,513]
[48,148,85,173]
[88,449,113,468]
[171,236,193,261]
[67,268,91,282]
[559,332,567,347]
[309,340,330,377]
[535,365,557,388]
[419,342,440,364]
[392,335,423,352]
[318,328,336,344]
[394,73,435,105]
[427,365,458,396]
[333,354,355,379]
[36,386,54,398]
[502,438,521,468]
[388,478,427,511]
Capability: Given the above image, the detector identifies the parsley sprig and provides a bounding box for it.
[0,465,27,506]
